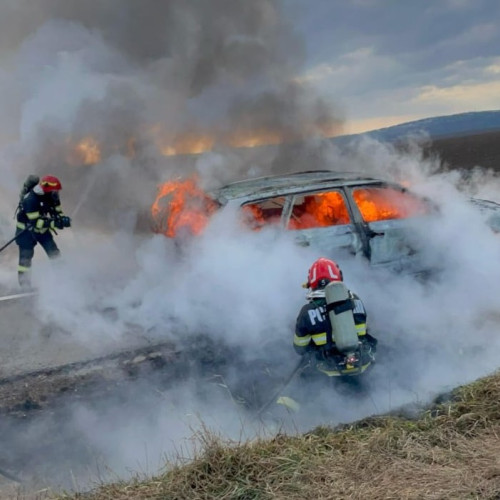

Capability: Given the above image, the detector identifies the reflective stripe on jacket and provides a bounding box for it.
[294,291,367,355]
[16,190,63,233]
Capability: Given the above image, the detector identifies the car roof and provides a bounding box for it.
[211,170,386,203]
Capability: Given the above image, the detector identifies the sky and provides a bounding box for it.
[288,0,500,133]
[0,0,498,157]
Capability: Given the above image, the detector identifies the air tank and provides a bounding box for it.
[324,281,359,353]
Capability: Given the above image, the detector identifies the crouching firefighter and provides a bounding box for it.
[15,175,71,289]
[294,257,377,377]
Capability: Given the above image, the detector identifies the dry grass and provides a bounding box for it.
[54,372,500,500]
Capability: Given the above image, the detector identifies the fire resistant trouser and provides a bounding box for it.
[15,229,60,288]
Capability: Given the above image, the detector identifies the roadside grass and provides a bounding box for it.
[60,372,500,500]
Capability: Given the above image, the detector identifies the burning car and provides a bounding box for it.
[151,170,500,273]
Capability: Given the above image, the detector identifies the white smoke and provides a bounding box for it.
[281,140,500,429]
[3,134,500,492]
[0,2,337,491]
[14,136,499,486]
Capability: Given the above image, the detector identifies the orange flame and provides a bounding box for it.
[73,137,101,165]
[226,129,289,149]
[288,192,350,229]
[63,120,343,166]
[241,204,266,230]
[152,121,343,156]
[353,187,429,223]
[159,134,215,156]
[242,187,429,231]
[151,176,219,237]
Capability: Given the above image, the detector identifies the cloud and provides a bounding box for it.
[485,61,500,75]
[344,115,423,135]
[297,47,402,100]
[290,1,500,130]
[438,22,498,48]
[307,49,500,130]
[416,80,500,109]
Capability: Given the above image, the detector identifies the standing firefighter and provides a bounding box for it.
[294,257,377,376]
[15,175,71,289]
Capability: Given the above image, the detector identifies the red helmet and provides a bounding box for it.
[40,175,62,193]
[307,257,343,290]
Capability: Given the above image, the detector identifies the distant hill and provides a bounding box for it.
[333,111,500,171]
[337,110,500,144]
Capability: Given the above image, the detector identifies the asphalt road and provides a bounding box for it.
[0,291,158,380]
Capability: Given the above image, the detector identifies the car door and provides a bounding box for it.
[349,185,433,269]
[283,189,363,258]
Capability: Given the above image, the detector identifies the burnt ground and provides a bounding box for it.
[1,128,500,493]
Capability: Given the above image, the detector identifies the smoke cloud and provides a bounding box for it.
[0,0,342,235]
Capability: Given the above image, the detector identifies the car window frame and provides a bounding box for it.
[283,187,355,230]
[239,195,291,229]
[343,181,436,265]
[347,183,433,224]
[213,174,446,272]
[232,180,434,262]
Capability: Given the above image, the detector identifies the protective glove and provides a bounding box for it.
[61,215,71,228]
[54,217,65,230]
[53,215,71,229]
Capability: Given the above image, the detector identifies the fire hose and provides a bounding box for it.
[0,228,29,254]
[257,354,311,417]
[0,215,70,255]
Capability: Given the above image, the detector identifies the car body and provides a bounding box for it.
[206,170,436,272]
[205,169,500,273]
[151,169,500,274]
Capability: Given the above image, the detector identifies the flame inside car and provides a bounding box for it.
[150,173,435,242]
[148,169,500,277]
[151,176,219,237]
[288,191,350,230]
[352,187,431,223]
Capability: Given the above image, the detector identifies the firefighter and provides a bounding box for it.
[294,257,377,364]
[15,175,71,289]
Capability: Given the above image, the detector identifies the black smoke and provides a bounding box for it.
[0,0,343,231]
